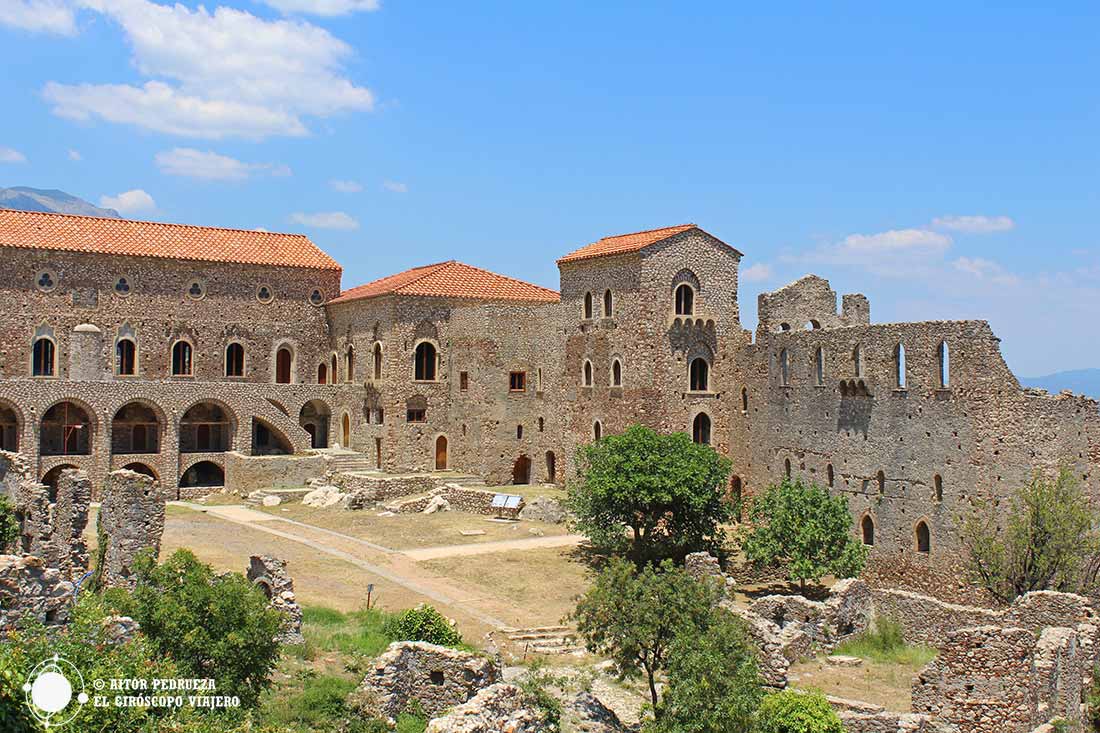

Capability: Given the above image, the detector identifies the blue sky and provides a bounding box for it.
[1,1,1097,376]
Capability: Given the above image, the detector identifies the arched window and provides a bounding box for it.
[593,420,602,440]
[894,343,906,388]
[741,387,749,413]
[826,463,835,487]
[583,292,593,319]
[32,337,55,377]
[317,362,327,384]
[861,515,875,546]
[276,346,293,384]
[611,359,622,387]
[689,358,709,392]
[180,402,232,452]
[116,338,136,376]
[414,342,437,381]
[780,349,790,386]
[934,474,943,502]
[815,347,824,386]
[172,341,193,376]
[937,341,950,388]
[784,458,792,477]
[692,412,711,445]
[583,360,593,387]
[373,342,383,380]
[0,405,18,452]
[331,354,338,384]
[853,344,863,378]
[915,521,931,553]
[779,322,791,332]
[112,402,159,454]
[603,289,613,318]
[674,284,694,316]
[876,470,885,495]
[345,346,355,383]
[225,343,244,377]
[40,401,91,455]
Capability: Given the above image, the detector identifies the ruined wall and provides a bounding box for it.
[224,451,327,493]
[96,469,164,589]
[0,554,74,629]
[247,555,304,645]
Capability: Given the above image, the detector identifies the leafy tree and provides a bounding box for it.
[0,495,17,553]
[647,612,763,733]
[567,424,733,563]
[382,604,462,647]
[755,690,843,733]
[119,549,284,708]
[962,468,1100,604]
[572,558,718,716]
[741,477,867,591]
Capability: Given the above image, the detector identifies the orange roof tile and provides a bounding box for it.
[331,260,560,305]
[0,209,341,271]
[557,223,740,264]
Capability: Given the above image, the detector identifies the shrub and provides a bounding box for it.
[755,690,843,733]
[382,604,462,647]
[0,495,18,553]
[834,617,936,666]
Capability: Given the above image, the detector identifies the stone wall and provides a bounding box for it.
[96,469,164,589]
[246,555,304,645]
[336,473,440,508]
[0,554,74,629]
[225,451,327,494]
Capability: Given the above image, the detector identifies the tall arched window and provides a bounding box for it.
[780,349,790,386]
[276,346,293,384]
[876,470,885,495]
[894,342,906,388]
[784,458,792,477]
[345,346,355,383]
[116,338,136,376]
[172,341,193,376]
[815,347,824,386]
[331,354,338,384]
[692,412,711,444]
[593,420,602,440]
[826,463,835,487]
[674,284,694,316]
[373,342,383,380]
[934,474,943,502]
[603,289,613,318]
[937,341,950,388]
[611,359,622,387]
[414,342,437,381]
[317,362,328,384]
[583,360,593,387]
[225,343,245,377]
[32,337,55,377]
[915,521,931,553]
[861,515,875,546]
[741,386,749,413]
[853,344,863,378]
[583,292,593,319]
[689,358,709,391]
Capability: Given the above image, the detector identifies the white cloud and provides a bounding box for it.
[99,189,156,216]
[330,179,363,193]
[67,149,82,161]
[290,211,359,230]
[837,228,952,255]
[932,215,1015,234]
[382,180,408,193]
[0,146,27,163]
[261,0,380,17]
[952,256,1021,286]
[43,0,373,139]
[0,0,78,35]
[155,147,290,180]
[741,263,772,282]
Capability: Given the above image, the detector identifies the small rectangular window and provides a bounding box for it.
[460,371,469,391]
[509,371,526,392]
[406,408,426,423]
[376,408,384,424]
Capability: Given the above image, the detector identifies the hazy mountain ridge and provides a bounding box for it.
[1019,369,1100,399]
[0,186,120,218]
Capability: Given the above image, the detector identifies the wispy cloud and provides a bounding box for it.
[290,211,359,230]
[952,256,1021,286]
[0,147,27,163]
[0,0,77,35]
[260,0,380,17]
[932,215,1015,234]
[741,263,772,282]
[330,179,363,193]
[67,149,82,161]
[155,148,290,181]
[382,180,408,193]
[99,189,156,216]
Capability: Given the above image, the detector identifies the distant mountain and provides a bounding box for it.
[0,186,120,218]
[1019,369,1100,399]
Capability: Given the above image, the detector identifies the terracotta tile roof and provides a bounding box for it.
[0,209,342,271]
[557,223,741,264]
[331,260,560,305]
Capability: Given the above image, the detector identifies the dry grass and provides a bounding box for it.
[788,655,928,712]
[258,502,571,550]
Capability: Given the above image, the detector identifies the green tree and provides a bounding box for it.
[0,495,18,553]
[647,612,763,733]
[755,690,843,733]
[572,558,719,716]
[962,468,1100,604]
[741,477,867,591]
[119,549,284,708]
[567,424,733,563]
[382,604,463,647]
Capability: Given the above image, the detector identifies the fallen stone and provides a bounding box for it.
[528,527,545,537]
[424,683,542,732]
[517,495,567,524]
[302,484,346,508]
[423,495,451,514]
[826,655,863,668]
[460,530,486,537]
[262,495,282,507]
[565,690,626,732]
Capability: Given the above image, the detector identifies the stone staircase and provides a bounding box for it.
[326,452,377,474]
[503,625,584,656]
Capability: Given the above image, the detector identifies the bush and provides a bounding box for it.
[755,690,843,733]
[834,617,936,666]
[0,494,18,553]
[382,604,462,647]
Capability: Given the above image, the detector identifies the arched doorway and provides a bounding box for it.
[111,402,161,454]
[435,435,448,470]
[341,413,351,448]
[40,464,77,499]
[252,418,292,455]
[40,402,92,456]
[180,402,232,453]
[512,455,531,485]
[915,521,931,553]
[0,404,19,452]
[122,462,158,480]
[275,347,293,384]
[179,461,224,488]
[861,515,875,546]
[545,451,556,484]
[299,400,331,449]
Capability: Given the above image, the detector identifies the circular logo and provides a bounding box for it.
[22,655,88,729]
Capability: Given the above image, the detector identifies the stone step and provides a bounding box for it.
[508,632,576,642]
[502,625,571,635]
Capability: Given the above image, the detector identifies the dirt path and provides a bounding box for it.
[402,534,584,561]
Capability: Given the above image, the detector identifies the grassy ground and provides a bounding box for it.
[257,502,572,549]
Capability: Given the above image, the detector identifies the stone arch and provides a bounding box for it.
[435,434,448,470]
[345,344,355,383]
[40,399,96,456]
[179,460,224,489]
[341,412,352,448]
[674,283,695,316]
[225,341,246,378]
[861,513,875,546]
[512,454,531,485]
[111,401,163,454]
[592,420,603,441]
[171,338,194,376]
[915,519,931,553]
[413,339,439,381]
[274,341,295,384]
[317,361,328,384]
[299,400,331,449]
[583,359,593,387]
[692,411,711,445]
[0,399,24,452]
[179,400,236,453]
[116,322,138,376]
[252,416,293,455]
[31,330,57,377]
[41,464,78,494]
[122,462,159,480]
[610,357,623,387]
[689,356,710,392]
